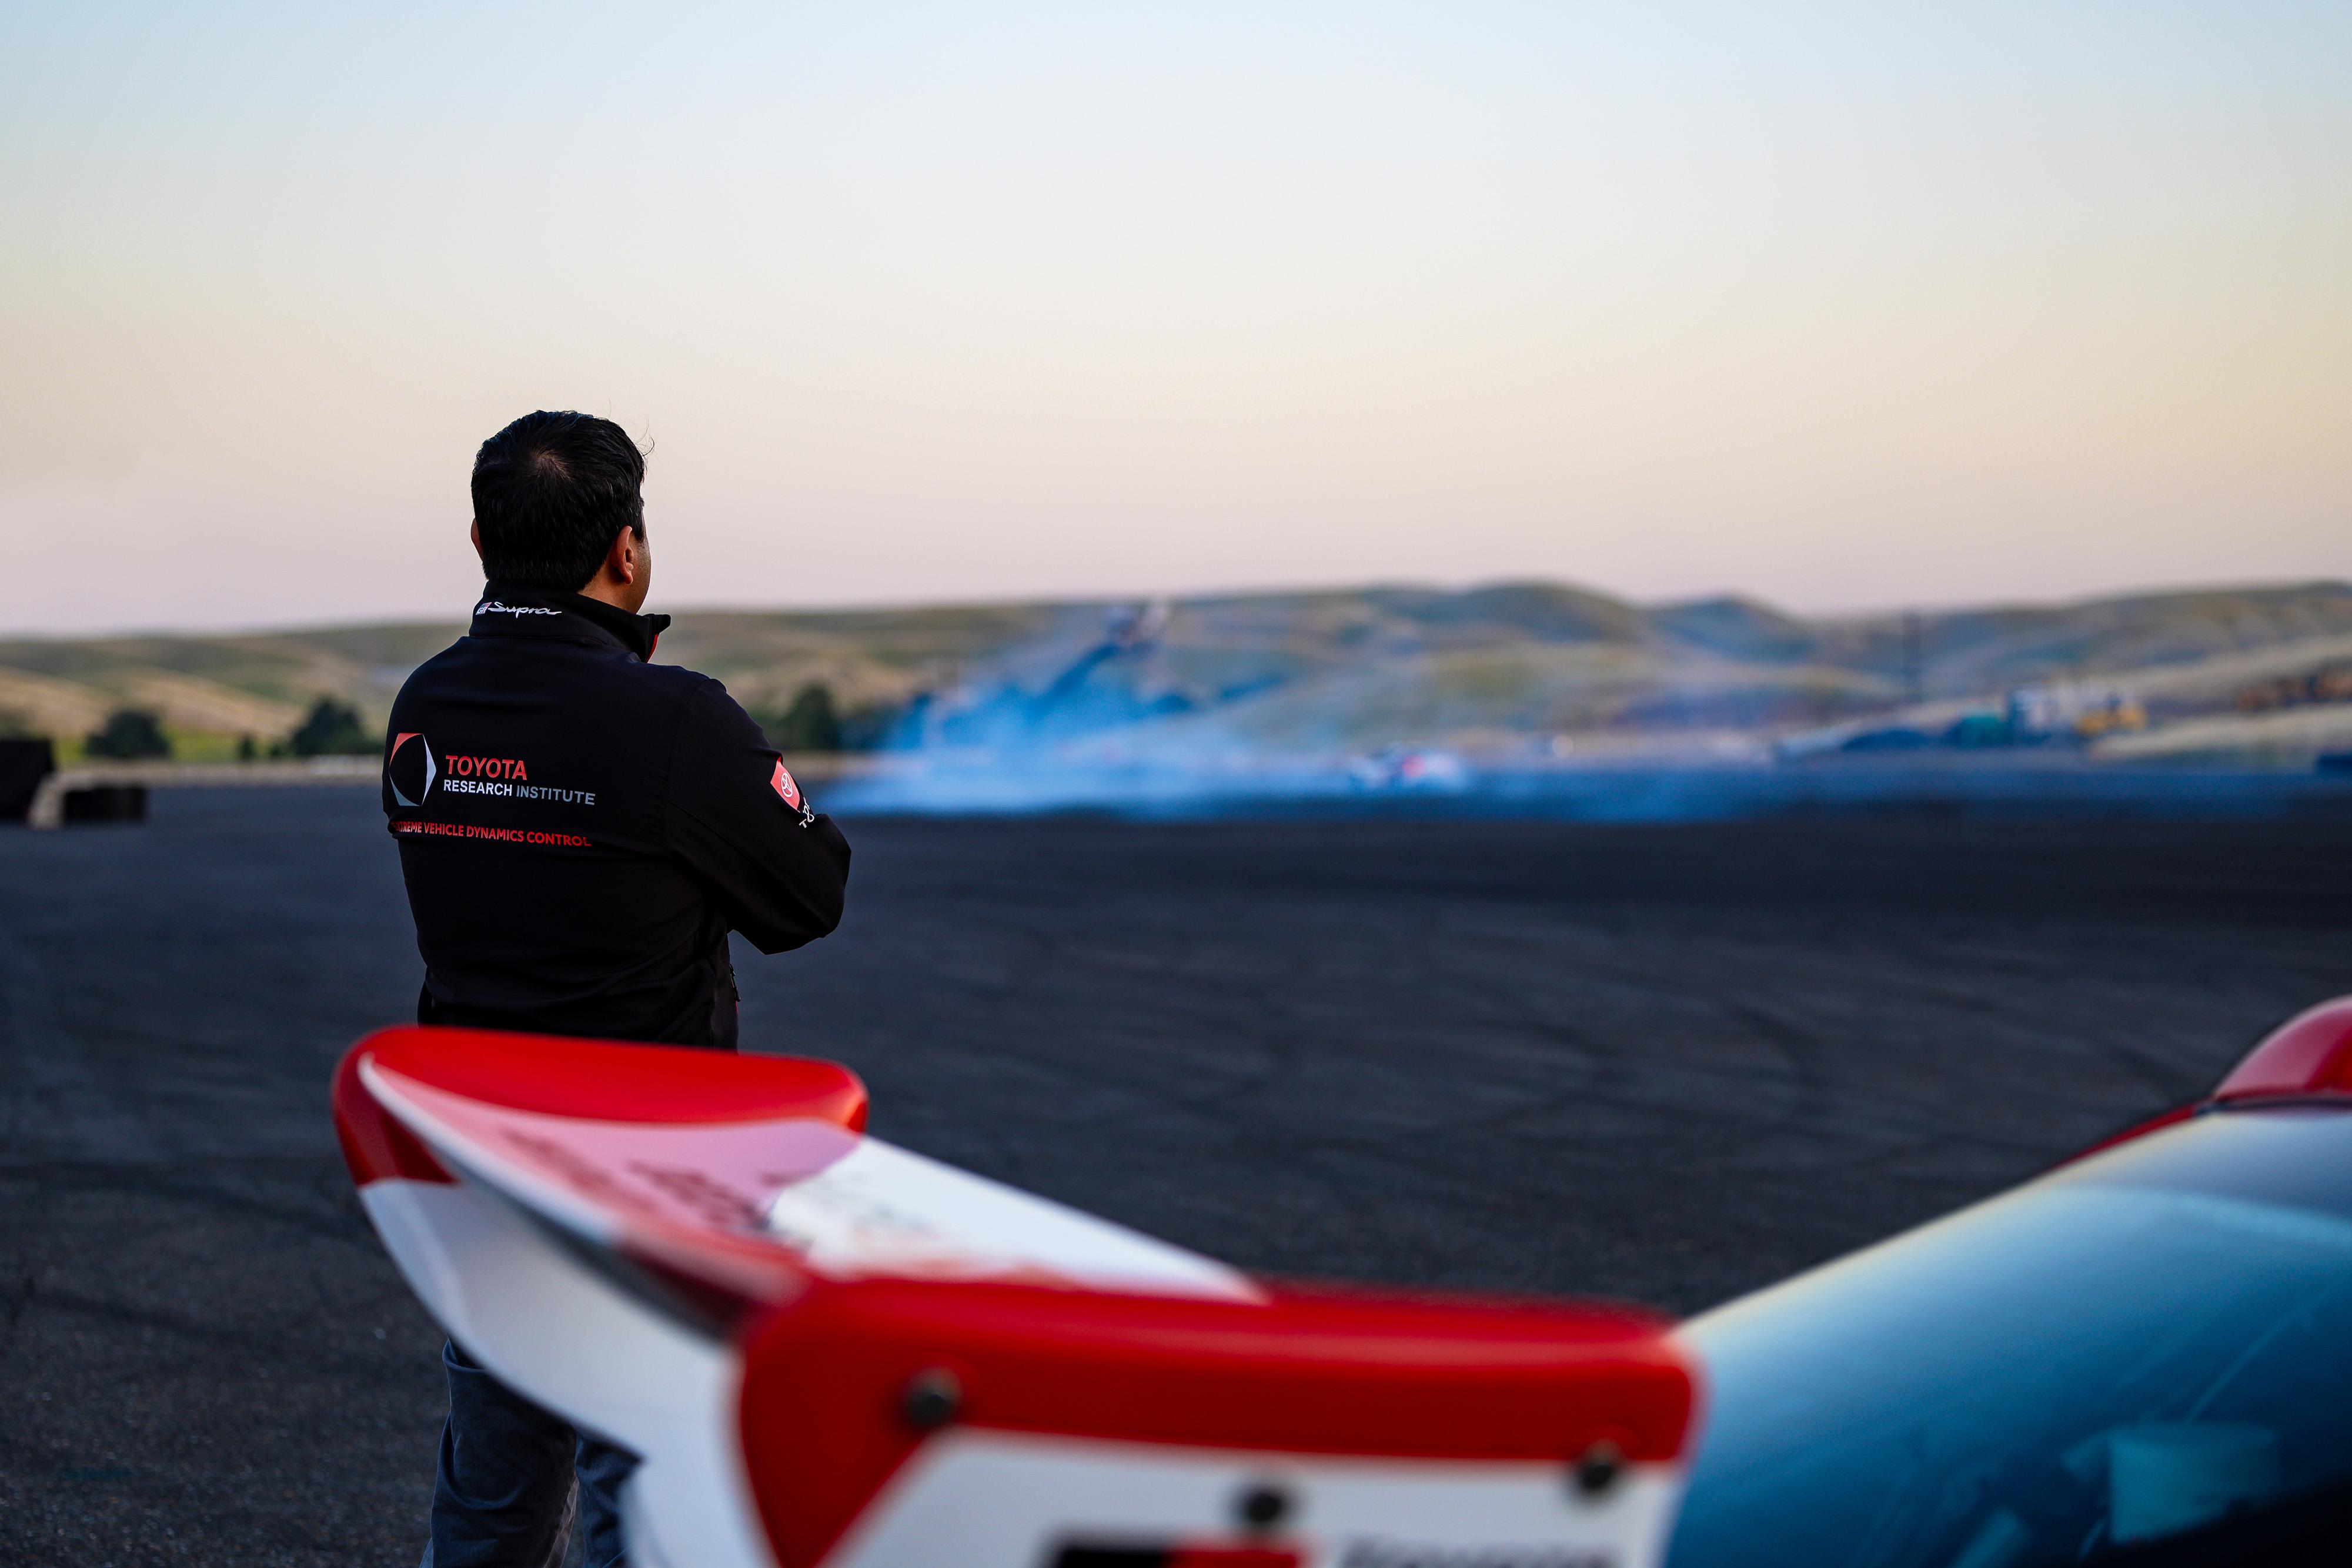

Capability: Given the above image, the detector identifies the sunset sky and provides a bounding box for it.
[4,2,2347,634]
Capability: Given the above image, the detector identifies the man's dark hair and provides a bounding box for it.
[470,412,646,591]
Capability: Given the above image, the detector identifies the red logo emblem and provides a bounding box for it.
[770,759,802,810]
[388,731,437,807]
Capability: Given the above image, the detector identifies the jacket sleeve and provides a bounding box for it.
[663,679,852,953]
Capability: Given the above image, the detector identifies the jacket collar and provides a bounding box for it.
[470,581,670,661]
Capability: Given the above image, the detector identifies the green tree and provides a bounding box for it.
[766,684,843,752]
[288,698,377,757]
[85,708,171,760]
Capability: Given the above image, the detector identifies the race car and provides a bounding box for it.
[1347,747,1469,793]
[333,998,2352,1567]
[1668,996,2352,1567]
[333,1029,1695,1568]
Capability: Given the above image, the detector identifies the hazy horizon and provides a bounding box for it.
[6,3,2346,636]
[7,569,2350,647]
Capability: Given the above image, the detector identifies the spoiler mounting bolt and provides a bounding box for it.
[1572,1439,1623,1500]
[899,1368,962,1430]
[1236,1481,1292,1532]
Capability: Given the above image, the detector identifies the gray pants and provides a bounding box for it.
[419,1340,637,1568]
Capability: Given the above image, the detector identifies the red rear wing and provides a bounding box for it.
[2212,996,2352,1101]
[334,1027,1698,1568]
[2063,994,2352,1167]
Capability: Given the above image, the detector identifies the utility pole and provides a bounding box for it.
[1903,611,1925,708]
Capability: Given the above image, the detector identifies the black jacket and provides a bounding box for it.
[383,582,850,1049]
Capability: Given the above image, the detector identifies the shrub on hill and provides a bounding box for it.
[86,708,171,760]
[288,698,377,756]
[762,684,843,752]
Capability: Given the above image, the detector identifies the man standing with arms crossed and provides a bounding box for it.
[382,411,851,1567]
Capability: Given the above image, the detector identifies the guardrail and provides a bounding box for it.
[26,756,381,828]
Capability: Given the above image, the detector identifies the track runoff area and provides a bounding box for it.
[3,785,2350,1562]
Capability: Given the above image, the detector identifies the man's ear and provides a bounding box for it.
[470,521,485,563]
[604,526,641,586]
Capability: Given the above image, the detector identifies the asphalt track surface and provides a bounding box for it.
[4,788,2351,1564]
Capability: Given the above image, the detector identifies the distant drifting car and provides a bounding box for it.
[1347,747,1469,792]
[335,1001,2352,1568]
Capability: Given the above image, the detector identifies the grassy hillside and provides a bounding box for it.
[1810,583,2352,694]
[5,579,2350,762]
